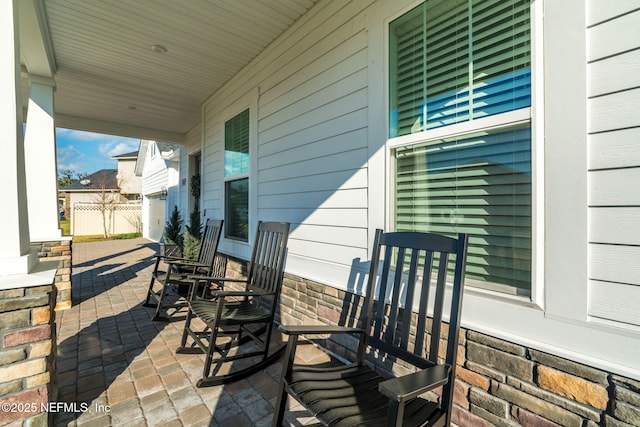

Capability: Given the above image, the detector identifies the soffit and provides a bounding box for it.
[35,0,319,139]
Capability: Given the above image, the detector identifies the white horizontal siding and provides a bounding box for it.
[588,49,640,98]
[587,5,640,327]
[587,9,640,61]
[588,88,640,134]
[588,128,640,170]
[589,280,640,326]
[587,0,640,26]
[590,244,640,286]
[589,168,640,206]
[590,207,640,245]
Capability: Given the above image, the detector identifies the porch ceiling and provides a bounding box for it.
[20,0,320,142]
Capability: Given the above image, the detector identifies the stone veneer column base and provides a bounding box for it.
[0,282,57,426]
[30,238,72,311]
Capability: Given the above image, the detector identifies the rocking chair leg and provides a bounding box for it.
[144,277,156,307]
[179,307,195,349]
[202,325,220,380]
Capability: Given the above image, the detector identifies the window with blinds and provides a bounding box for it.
[389,0,532,294]
[224,109,250,241]
[389,0,531,137]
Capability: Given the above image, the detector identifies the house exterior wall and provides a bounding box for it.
[116,158,141,196]
[188,3,639,424]
[180,125,202,217]
[140,142,169,197]
[586,3,640,328]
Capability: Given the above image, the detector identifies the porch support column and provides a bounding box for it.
[0,0,38,277]
[24,76,62,241]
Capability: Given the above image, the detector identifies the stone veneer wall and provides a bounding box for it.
[223,253,640,427]
[281,273,640,426]
[30,240,72,311]
[0,283,58,426]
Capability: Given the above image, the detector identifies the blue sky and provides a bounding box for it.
[56,128,140,175]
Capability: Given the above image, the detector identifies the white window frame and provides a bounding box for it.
[385,0,542,306]
[219,92,258,259]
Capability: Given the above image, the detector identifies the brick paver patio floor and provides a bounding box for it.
[53,238,324,427]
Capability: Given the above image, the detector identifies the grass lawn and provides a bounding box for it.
[59,220,142,242]
[60,220,71,235]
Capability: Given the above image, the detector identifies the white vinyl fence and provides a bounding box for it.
[72,202,142,236]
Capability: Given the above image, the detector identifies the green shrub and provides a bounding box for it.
[183,231,200,260]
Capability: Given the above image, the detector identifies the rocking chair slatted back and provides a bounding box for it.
[365,231,467,370]
[273,229,468,427]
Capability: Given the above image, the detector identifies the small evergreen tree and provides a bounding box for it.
[164,205,184,248]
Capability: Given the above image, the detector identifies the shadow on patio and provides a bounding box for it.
[54,238,321,427]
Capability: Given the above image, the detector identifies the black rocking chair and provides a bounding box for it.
[273,229,468,427]
[144,218,224,321]
[176,221,290,387]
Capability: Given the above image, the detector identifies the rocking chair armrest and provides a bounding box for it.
[188,275,248,284]
[155,254,187,262]
[210,289,274,298]
[278,324,365,336]
[378,364,451,402]
[167,259,208,268]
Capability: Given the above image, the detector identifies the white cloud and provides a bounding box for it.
[99,139,140,158]
[56,145,85,170]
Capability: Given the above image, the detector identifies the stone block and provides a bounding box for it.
[29,340,52,359]
[0,348,27,366]
[25,286,52,295]
[529,350,608,384]
[604,414,637,427]
[613,401,640,425]
[470,405,518,427]
[0,386,47,425]
[0,295,50,313]
[0,310,31,330]
[491,382,582,427]
[511,406,563,427]
[24,411,48,427]
[467,341,533,382]
[0,359,46,383]
[612,375,640,393]
[451,405,494,427]
[25,372,50,388]
[457,366,490,390]
[508,376,601,422]
[466,361,507,383]
[0,289,24,299]
[468,331,526,356]
[536,365,608,410]
[614,385,640,407]
[470,387,508,417]
[453,379,470,409]
[31,306,51,326]
[3,325,51,347]
[0,379,22,397]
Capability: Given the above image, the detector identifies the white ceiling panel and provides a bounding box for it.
[22,0,320,139]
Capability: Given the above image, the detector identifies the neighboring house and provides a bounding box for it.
[135,140,181,241]
[112,150,142,200]
[61,169,122,213]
